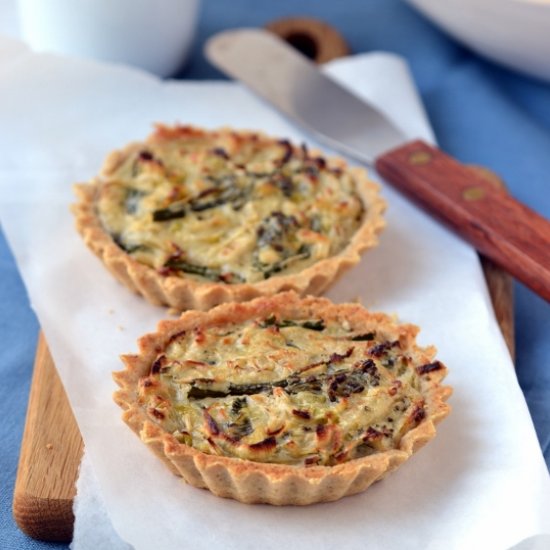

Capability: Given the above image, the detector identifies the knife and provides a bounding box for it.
[205,29,550,302]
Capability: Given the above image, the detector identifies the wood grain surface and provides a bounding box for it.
[12,333,84,542]
[470,165,515,361]
[375,139,550,303]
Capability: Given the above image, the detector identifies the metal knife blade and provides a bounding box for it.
[205,29,406,164]
[204,28,550,302]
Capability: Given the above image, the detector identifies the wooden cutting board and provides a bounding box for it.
[13,332,84,542]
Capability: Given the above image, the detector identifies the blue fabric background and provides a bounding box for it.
[1,0,549,548]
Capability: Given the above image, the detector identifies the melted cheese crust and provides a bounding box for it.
[96,127,364,284]
[139,314,437,466]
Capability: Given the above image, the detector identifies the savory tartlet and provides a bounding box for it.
[72,125,385,311]
[114,292,452,505]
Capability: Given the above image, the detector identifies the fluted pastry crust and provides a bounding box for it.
[72,125,385,311]
[113,292,452,505]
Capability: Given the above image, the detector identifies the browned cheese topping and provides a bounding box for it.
[96,127,365,284]
[137,313,441,466]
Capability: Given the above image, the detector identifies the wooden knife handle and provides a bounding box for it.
[375,139,550,302]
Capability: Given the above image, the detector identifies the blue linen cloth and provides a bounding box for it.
[1,1,548,548]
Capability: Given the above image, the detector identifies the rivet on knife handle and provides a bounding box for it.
[375,139,550,302]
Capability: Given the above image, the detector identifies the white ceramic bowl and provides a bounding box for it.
[405,0,550,82]
[18,0,200,77]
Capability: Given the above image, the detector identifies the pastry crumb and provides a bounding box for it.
[45,443,53,450]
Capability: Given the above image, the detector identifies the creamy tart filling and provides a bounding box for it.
[137,313,442,466]
[96,127,365,284]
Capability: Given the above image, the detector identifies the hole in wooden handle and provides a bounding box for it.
[265,17,350,64]
[285,31,319,60]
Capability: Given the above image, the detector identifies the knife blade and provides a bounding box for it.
[205,29,550,302]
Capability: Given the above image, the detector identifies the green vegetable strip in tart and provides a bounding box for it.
[72,126,386,311]
[97,129,363,283]
[114,293,452,505]
[141,316,429,465]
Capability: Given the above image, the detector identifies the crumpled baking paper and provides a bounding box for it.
[0,35,549,550]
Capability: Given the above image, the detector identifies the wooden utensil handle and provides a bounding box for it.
[375,139,550,302]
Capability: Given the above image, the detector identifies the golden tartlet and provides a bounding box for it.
[72,125,385,311]
[113,292,452,505]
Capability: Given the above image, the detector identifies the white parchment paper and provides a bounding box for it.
[0,35,549,550]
